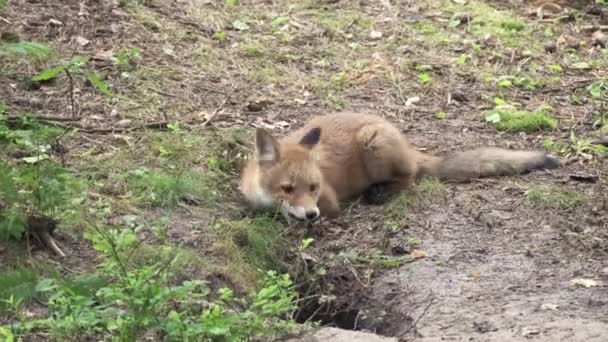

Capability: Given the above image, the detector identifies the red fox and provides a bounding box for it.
[239,112,560,222]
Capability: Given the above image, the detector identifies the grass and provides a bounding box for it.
[444,0,536,49]
[215,215,291,288]
[384,178,447,231]
[526,185,587,209]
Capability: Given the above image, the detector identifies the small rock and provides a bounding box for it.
[369,30,383,40]
[601,267,608,276]
[544,41,557,53]
[522,327,540,338]
[540,303,559,311]
[473,320,498,333]
[116,119,132,128]
[591,30,607,48]
[48,18,63,26]
[570,278,603,288]
[75,36,90,47]
[246,99,273,112]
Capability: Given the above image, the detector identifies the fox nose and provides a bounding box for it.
[305,210,319,220]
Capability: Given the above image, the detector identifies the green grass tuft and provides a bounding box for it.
[0,269,40,311]
[526,185,586,209]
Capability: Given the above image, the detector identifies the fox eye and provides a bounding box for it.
[309,184,318,192]
[281,184,294,194]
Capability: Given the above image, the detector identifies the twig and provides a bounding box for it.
[6,115,82,122]
[64,69,77,119]
[399,296,434,337]
[201,97,229,128]
[0,16,10,24]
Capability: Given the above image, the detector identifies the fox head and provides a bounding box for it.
[252,127,323,222]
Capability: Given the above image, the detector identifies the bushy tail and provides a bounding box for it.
[418,148,560,182]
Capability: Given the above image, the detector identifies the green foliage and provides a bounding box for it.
[0,41,49,59]
[126,167,215,208]
[588,79,607,100]
[526,185,586,209]
[493,75,544,90]
[0,269,39,312]
[111,48,142,71]
[0,161,86,240]
[0,115,85,240]
[4,228,302,341]
[32,56,113,97]
[543,130,608,158]
[484,104,557,132]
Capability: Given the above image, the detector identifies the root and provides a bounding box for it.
[27,215,66,258]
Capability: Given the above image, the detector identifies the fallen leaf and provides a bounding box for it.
[232,20,250,31]
[410,249,427,259]
[570,278,603,288]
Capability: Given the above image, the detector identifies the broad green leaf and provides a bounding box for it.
[485,112,501,123]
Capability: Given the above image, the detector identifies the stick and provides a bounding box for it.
[400,296,434,337]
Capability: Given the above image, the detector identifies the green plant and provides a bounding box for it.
[33,55,112,97]
[543,130,608,158]
[0,41,49,59]
[588,79,607,100]
[111,48,142,71]
[0,161,86,240]
[0,269,39,312]
[3,227,303,341]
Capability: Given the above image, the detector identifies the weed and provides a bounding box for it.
[0,41,50,60]
[111,48,142,71]
[543,130,608,158]
[215,215,290,285]
[588,79,608,100]
[526,185,586,209]
[493,74,544,90]
[484,103,557,132]
[33,55,112,97]
[3,227,304,340]
[0,269,39,312]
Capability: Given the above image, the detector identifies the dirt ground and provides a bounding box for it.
[2,0,608,340]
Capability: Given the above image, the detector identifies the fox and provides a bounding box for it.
[239,112,560,223]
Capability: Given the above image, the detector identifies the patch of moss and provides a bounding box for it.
[526,185,586,209]
[484,108,557,132]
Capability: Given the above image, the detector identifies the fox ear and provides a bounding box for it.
[299,127,321,148]
[255,128,280,163]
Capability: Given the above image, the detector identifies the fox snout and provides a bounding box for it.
[281,201,320,222]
